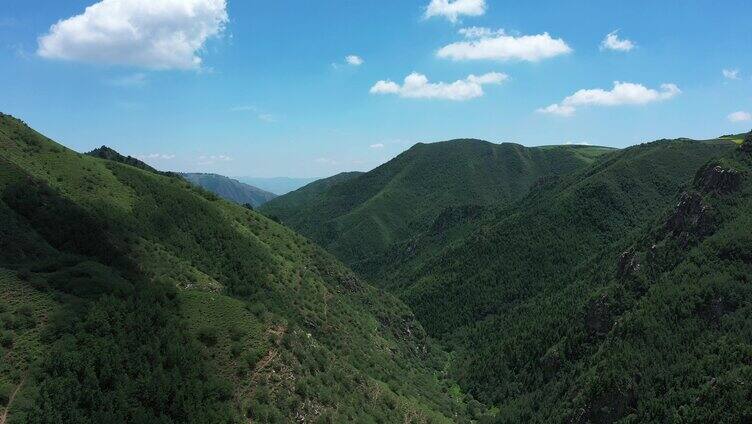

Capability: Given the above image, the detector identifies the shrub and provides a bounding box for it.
[243,349,264,368]
[0,331,14,348]
[197,327,218,347]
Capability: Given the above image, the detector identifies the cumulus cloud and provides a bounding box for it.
[437,27,571,62]
[600,30,636,52]
[370,72,507,101]
[345,55,364,66]
[728,111,752,122]
[37,0,228,70]
[424,0,486,23]
[538,81,681,116]
[723,69,740,80]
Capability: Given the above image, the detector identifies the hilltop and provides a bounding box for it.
[261,139,614,269]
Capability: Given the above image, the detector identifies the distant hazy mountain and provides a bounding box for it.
[237,176,319,195]
[180,173,277,207]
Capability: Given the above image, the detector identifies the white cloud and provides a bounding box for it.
[600,30,635,52]
[345,55,364,66]
[538,81,681,117]
[438,28,572,62]
[370,72,507,101]
[37,0,228,70]
[425,0,486,23]
[370,143,385,149]
[537,104,576,117]
[458,26,503,38]
[723,69,740,80]
[728,111,752,122]
[564,141,591,146]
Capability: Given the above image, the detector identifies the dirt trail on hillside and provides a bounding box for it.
[0,377,25,424]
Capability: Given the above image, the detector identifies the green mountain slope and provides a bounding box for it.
[180,173,278,208]
[0,114,485,423]
[261,139,614,268]
[375,137,747,422]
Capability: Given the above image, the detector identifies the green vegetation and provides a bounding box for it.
[180,173,278,208]
[0,113,484,423]
[261,140,614,269]
[263,129,752,422]
[4,109,752,422]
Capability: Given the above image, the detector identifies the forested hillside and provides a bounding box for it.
[180,173,278,208]
[0,114,486,423]
[263,128,752,422]
[261,139,613,268]
[372,136,751,422]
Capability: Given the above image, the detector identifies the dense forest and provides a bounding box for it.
[3,109,752,423]
[266,132,752,422]
[0,113,486,423]
[261,140,614,268]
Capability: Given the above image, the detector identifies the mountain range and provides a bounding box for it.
[3,111,752,423]
[264,132,752,422]
[180,173,278,208]
[237,177,320,196]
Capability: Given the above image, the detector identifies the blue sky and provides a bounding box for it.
[1,0,751,178]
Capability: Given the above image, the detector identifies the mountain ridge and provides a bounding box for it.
[180,172,278,208]
[0,114,485,423]
[261,138,615,268]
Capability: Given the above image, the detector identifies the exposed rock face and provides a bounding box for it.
[664,192,714,247]
[694,165,741,195]
[617,250,641,278]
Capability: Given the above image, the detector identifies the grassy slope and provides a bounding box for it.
[180,173,278,208]
[376,137,747,422]
[261,139,614,269]
[0,114,484,423]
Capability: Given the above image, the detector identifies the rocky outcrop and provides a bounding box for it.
[617,250,641,278]
[664,192,714,247]
[694,165,741,195]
